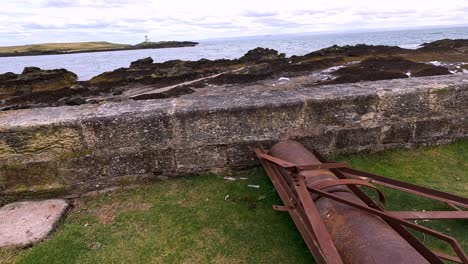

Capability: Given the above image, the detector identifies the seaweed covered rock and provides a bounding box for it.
[0,67,80,110]
[325,57,451,84]
[130,57,154,68]
[0,67,77,98]
[419,39,468,52]
[239,47,285,62]
[211,62,274,84]
[305,44,410,58]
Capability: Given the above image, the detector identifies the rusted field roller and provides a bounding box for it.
[256,140,468,264]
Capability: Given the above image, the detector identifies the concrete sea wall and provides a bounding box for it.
[0,75,467,200]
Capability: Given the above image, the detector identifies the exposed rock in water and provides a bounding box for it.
[130,57,154,68]
[324,57,451,84]
[22,66,42,74]
[0,67,78,110]
[304,44,410,58]
[0,67,77,96]
[239,47,286,62]
[419,39,468,52]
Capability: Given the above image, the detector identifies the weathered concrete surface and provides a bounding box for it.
[0,74,467,201]
[0,199,69,247]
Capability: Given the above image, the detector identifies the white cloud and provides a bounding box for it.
[0,0,467,45]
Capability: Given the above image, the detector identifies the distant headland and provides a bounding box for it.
[0,41,199,57]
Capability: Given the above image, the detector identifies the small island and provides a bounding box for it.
[0,40,199,57]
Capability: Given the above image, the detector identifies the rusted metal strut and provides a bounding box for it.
[255,140,468,264]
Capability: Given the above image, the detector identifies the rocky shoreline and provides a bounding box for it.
[1,39,467,111]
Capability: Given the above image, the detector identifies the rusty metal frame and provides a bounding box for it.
[256,147,468,264]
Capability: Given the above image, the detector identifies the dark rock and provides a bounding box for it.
[22,67,42,75]
[130,57,154,68]
[65,97,86,105]
[210,63,274,84]
[168,62,193,77]
[113,89,123,95]
[132,41,198,49]
[324,57,451,84]
[419,39,468,51]
[305,44,409,58]
[0,72,18,82]
[240,47,285,62]
[132,86,195,100]
[287,57,344,73]
[413,66,451,77]
[0,68,79,110]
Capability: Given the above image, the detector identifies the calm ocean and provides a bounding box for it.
[1,26,468,80]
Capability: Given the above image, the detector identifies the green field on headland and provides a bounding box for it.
[0,139,466,264]
[0,41,199,57]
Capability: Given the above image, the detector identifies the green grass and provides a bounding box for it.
[0,42,130,54]
[1,139,467,264]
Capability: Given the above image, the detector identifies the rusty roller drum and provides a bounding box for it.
[269,140,429,264]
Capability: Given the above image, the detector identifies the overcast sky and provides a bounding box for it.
[1,0,468,46]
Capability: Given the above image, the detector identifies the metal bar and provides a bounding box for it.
[329,167,443,262]
[447,203,463,211]
[256,152,297,169]
[389,211,468,220]
[272,205,288,212]
[297,163,348,171]
[433,251,463,263]
[293,173,344,264]
[266,141,431,264]
[256,152,347,172]
[309,187,468,263]
[258,142,468,263]
[311,149,450,263]
[255,148,333,264]
[306,179,386,204]
[339,168,468,209]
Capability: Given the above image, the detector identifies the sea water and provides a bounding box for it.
[1,26,468,80]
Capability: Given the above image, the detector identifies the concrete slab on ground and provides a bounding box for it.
[0,199,69,248]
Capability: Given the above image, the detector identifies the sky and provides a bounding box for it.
[1,0,468,46]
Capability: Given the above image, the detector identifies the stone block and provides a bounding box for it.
[0,199,69,248]
[414,118,451,139]
[108,148,175,176]
[294,132,335,154]
[80,112,171,150]
[172,100,304,146]
[304,94,379,126]
[381,123,415,144]
[335,127,381,149]
[226,141,276,167]
[378,92,432,119]
[0,125,84,161]
[175,145,227,171]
